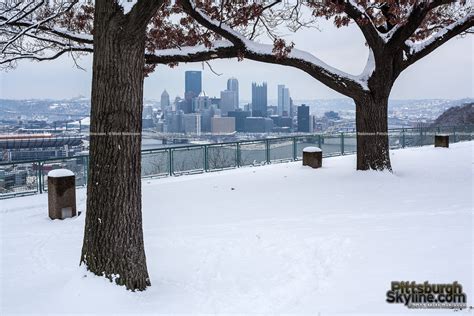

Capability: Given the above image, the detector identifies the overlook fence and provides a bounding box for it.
[1,125,472,199]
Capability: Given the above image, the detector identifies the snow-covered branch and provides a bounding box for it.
[145,40,236,64]
[403,12,474,68]
[387,0,458,47]
[344,0,386,47]
[179,0,370,98]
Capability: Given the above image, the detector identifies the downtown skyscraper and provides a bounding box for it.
[183,70,202,113]
[251,82,267,117]
[226,77,239,109]
[160,90,170,111]
[184,71,202,100]
[277,84,291,116]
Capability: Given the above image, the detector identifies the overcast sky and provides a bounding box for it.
[1,19,472,102]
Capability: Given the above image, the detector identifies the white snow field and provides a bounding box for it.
[1,142,473,315]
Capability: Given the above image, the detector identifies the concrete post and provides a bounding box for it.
[47,169,77,220]
[435,135,449,148]
[303,147,322,169]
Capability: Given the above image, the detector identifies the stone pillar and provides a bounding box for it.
[48,169,77,220]
[435,135,449,148]
[303,147,322,169]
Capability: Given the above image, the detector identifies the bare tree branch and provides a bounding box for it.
[0,0,93,69]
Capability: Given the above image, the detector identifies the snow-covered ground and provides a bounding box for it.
[1,142,472,315]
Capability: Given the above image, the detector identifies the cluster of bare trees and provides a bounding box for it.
[1,0,472,291]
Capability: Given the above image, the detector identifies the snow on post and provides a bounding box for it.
[47,169,75,178]
[303,147,322,169]
[47,169,77,220]
[303,147,322,153]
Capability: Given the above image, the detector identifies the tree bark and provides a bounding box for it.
[355,95,392,171]
[80,2,150,291]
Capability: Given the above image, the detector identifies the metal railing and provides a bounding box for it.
[1,125,472,199]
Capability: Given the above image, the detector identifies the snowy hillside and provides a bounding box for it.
[1,142,472,315]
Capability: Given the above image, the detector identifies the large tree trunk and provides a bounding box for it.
[355,95,392,171]
[80,2,150,291]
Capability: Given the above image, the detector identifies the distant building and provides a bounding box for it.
[184,71,202,113]
[289,97,295,117]
[270,115,292,129]
[244,117,273,133]
[142,118,155,129]
[143,105,154,119]
[227,110,251,132]
[227,77,239,108]
[267,105,278,116]
[183,113,201,135]
[251,82,267,117]
[184,71,202,100]
[324,111,341,120]
[176,98,192,114]
[297,104,311,132]
[210,97,221,108]
[165,110,184,133]
[220,90,236,115]
[211,117,236,134]
[200,107,215,133]
[193,91,211,112]
[160,90,170,111]
[0,134,83,162]
[277,85,291,116]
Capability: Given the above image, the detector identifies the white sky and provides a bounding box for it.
[1,19,472,101]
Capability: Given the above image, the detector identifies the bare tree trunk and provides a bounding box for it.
[80,2,150,291]
[355,95,392,171]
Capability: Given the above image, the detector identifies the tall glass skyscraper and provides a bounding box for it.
[184,71,202,100]
[251,82,267,117]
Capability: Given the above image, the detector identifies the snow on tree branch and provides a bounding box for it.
[403,11,474,68]
[177,0,370,96]
[0,0,93,69]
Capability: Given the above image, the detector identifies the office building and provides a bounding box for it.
[289,97,294,117]
[183,113,201,135]
[176,98,192,114]
[227,77,239,108]
[270,115,292,128]
[160,90,170,111]
[277,85,291,116]
[244,117,273,133]
[193,91,211,112]
[297,104,311,132]
[143,105,154,119]
[227,110,251,132]
[200,107,215,133]
[251,82,267,117]
[211,117,236,134]
[220,90,236,115]
[184,71,202,100]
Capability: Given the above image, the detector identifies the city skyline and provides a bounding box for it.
[1,19,472,101]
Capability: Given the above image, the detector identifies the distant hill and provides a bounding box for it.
[432,103,474,126]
